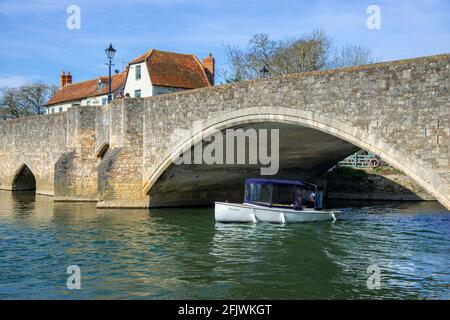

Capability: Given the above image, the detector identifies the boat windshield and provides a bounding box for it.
[245,183,272,206]
[271,184,295,208]
[244,179,322,210]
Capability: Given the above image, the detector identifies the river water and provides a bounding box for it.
[0,190,448,299]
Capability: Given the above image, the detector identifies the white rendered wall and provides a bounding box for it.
[124,62,152,98]
[81,94,109,106]
[46,102,73,114]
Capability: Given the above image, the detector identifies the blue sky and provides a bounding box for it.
[0,0,449,87]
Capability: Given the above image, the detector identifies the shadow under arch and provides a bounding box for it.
[11,162,36,191]
[143,107,448,209]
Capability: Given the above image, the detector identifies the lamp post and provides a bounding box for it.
[260,65,270,78]
[105,43,116,103]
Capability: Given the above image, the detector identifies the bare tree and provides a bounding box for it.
[329,44,377,68]
[0,88,29,120]
[17,83,57,115]
[271,30,332,75]
[0,83,57,120]
[223,45,252,82]
[223,30,377,82]
[247,33,278,77]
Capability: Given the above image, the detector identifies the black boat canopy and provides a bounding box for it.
[244,178,323,210]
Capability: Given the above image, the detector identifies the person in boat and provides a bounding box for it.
[302,191,316,208]
[309,192,316,203]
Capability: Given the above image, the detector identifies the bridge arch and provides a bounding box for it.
[143,107,447,208]
[10,162,36,191]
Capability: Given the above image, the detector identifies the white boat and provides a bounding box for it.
[215,202,338,223]
[215,178,339,224]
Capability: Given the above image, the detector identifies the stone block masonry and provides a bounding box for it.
[0,54,448,210]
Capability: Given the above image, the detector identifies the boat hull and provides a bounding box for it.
[215,202,337,223]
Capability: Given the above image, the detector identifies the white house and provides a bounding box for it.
[45,49,215,113]
[45,71,126,114]
[123,49,214,98]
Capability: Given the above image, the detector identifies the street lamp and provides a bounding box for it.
[105,43,116,103]
[260,65,270,78]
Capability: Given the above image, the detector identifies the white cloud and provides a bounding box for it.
[0,0,62,16]
[0,74,40,88]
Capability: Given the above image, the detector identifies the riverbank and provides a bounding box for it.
[324,166,435,201]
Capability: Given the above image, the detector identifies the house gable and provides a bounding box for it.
[123,61,153,98]
[123,49,213,98]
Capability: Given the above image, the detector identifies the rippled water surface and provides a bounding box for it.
[0,191,449,299]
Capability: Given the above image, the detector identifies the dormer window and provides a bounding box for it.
[135,65,141,80]
[98,82,105,93]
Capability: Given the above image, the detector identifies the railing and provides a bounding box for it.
[338,152,381,168]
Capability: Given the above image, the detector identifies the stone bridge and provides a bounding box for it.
[0,54,449,210]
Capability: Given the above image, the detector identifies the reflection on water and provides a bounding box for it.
[0,191,449,299]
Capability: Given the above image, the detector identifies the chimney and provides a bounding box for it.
[60,71,73,88]
[66,72,72,86]
[60,71,65,88]
[202,53,215,86]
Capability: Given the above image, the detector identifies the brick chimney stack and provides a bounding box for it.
[202,53,215,86]
[60,71,73,88]
[66,72,72,86]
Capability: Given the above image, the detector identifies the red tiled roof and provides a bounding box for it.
[128,49,211,89]
[47,49,212,106]
[46,72,126,106]
[129,49,153,64]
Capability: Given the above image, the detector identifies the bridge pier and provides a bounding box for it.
[54,106,100,202]
[96,101,148,208]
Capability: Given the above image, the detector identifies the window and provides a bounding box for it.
[246,183,272,206]
[271,185,295,208]
[59,107,63,112]
[134,89,141,98]
[51,108,55,114]
[135,65,141,80]
[102,98,107,105]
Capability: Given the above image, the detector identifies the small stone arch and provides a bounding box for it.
[11,162,36,191]
[96,142,110,159]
